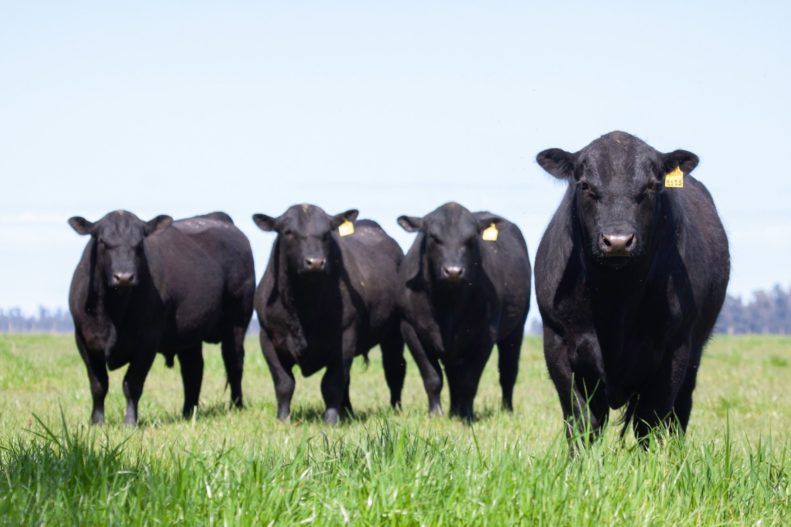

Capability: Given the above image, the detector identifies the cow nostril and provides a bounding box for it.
[305,258,326,270]
[602,236,612,247]
[442,265,464,279]
[113,272,134,284]
[625,234,635,248]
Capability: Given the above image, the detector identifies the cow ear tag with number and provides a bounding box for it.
[664,166,684,188]
[482,223,499,242]
[338,220,355,237]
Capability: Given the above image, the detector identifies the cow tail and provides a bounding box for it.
[362,350,370,369]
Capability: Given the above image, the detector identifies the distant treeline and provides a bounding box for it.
[714,285,791,335]
[2,285,790,335]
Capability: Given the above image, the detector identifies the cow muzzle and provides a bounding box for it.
[440,265,465,283]
[111,272,136,289]
[598,233,636,258]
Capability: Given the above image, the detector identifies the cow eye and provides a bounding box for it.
[429,233,442,245]
[282,230,294,237]
[636,183,656,203]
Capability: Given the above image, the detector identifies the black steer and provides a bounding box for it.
[397,202,531,420]
[69,210,256,426]
[253,204,405,425]
[535,131,730,444]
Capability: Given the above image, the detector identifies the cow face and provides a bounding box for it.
[537,131,698,268]
[398,202,501,286]
[69,211,173,290]
[253,204,358,277]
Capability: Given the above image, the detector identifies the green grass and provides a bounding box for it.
[1,334,789,525]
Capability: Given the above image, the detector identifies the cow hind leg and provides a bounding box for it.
[221,324,246,408]
[177,345,204,418]
[497,329,524,412]
[380,331,406,410]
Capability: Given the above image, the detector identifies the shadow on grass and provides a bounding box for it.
[288,404,397,426]
[138,401,243,427]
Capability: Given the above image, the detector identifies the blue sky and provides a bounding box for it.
[1,1,789,319]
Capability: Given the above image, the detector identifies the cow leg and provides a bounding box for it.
[544,327,607,444]
[177,344,204,418]
[122,351,157,426]
[326,329,357,423]
[446,346,491,422]
[401,321,443,416]
[260,330,295,421]
[321,361,346,425]
[633,339,693,444]
[497,328,524,412]
[671,361,700,433]
[380,328,406,410]
[221,324,246,409]
[75,332,108,425]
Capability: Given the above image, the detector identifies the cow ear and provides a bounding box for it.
[252,213,278,232]
[68,216,95,236]
[397,215,423,233]
[144,215,173,236]
[662,149,699,176]
[537,148,576,180]
[330,209,359,229]
[477,214,504,232]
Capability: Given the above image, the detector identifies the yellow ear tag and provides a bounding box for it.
[482,223,499,242]
[338,220,355,237]
[664,166,684,188]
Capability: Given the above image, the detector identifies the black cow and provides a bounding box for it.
[535,131,729,444]
[252,204,405,425]
[397,202,531,420]
[68,210,255,426]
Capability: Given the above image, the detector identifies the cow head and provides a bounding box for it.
[68,210,173,290]
[253,204,358,278]
[537,131,698,268]
[398,202,502,287]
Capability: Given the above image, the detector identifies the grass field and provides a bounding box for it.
[0,334,789,525]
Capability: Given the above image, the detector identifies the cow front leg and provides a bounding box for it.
[633,338,692,444]
[321,361,346,425]
[401,321,443,416]
[76,332,108,425]
[544,327,608,446]
[260,330,295,421]
[177,344,204,418]
[446,346,491,422]
[122,351,157,426]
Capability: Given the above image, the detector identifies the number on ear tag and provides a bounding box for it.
[664,166,684,188]
[482,223,499,241]
[338,220,355,237]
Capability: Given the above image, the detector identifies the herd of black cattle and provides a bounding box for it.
[66,131,730,444]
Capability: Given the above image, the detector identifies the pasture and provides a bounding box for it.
[1,334,789,525]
